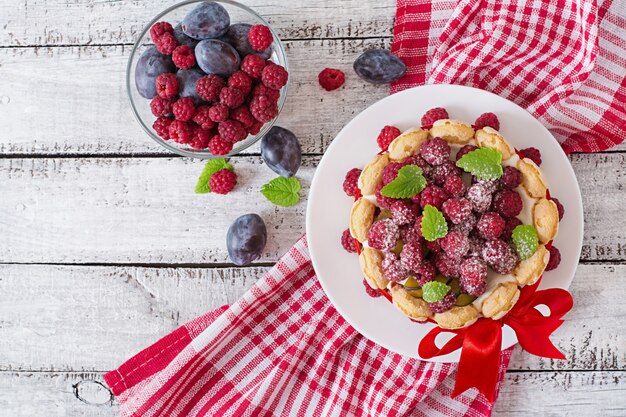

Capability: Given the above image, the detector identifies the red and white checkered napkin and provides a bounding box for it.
[391,0,626,153]
[105,236,511,416]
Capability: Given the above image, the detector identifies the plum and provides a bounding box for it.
[176,68,205,103]
[135,46,175,99]
[261,126,301,177]
[195,39,241,76]
[173,23,199,49]
[353,49,406,84]
[182,1,230,40]
[227,214,267,266]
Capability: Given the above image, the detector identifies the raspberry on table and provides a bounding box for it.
[382,253,409,282]
[375,183,398,209]
[209,103,229,122]
[435,253,461,278]
[218,120,247,143]
[250,94,279,122]
[443,175,465,197]
[546,246,561,271]
[390,200,418,225]
[420,137,451,166]
[442,197,472,225]
[196,74,225,103]
[455,144,479,161]
[474,112,500,130]
[382,162,403,185]
[520,147,542,166]
[168,120,192,144]
[253,84,280,102]
[428,291,456,313]
[248,24,273,51]
[430,160,461,185]
[150,22,174,44]
[440,230,469,259]
[208,134,233,155]
[341,228,358,253]
[552,198,565,220]
[318,68,346,91]
[228,71,253,96]
[466,182,493,213]
[219,86,245,108]
[261,64,288,90]
[363,279,382,298]
[210,168,237,195]
[150,96,173,117]
[367,219,400,252]
[482,239,518,274]
[155,73,179,99]
[459,257,487,296]
[400,241,423,271]
[241,54,267,79]
[477,212,505,239]
[189,125,211,149]
[500,166,522,189]
[172,97,196,121]
[155,32,178,55]
[420,185,449,210]
[492,190,523,218]
[230,106,255,128]
[343,168,362,196]
[192,106,215,130]
[247,119,264,135]
[172,45,196,69]
[152,116,173,139]
[421,107,449,127]
[502,217,522,241]
[415,260,436,285]
[377,125,401,151]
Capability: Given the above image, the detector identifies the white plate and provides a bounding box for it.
[306,84,584,362]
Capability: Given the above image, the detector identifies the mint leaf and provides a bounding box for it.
[421,205,448,242]
[261,176,301,207]
[422,281,451,303]
[512,224,539,260]
[380,165,427,198]
[456,148,503,180]
[195,158,234,194]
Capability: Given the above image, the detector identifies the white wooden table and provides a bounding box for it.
[0,1,624,415]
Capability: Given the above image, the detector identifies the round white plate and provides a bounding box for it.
[306,84,584,362]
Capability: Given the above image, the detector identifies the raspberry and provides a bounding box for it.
[443,175,465,197]
[248,24,273,51]
[367,219,399,251]
[552,198,565,221]
[172,97,196,121]
[155,73,179,99]
[410,193,421,206]
[440,230,469,259]
[376,126,401,151]
[227,71,253,96]
[502,217,522,241]
[209,169,237,194]
[318,68,345,91]
[155,32,178,55]
[442,197,472,225]
[150,96,173,117]
[451,213,477,236]
[430,160,461,185]
[382,162,403,185]
[249,95,279,123]
[520,147,542,166]
[196,75,225,103]
[172,45,196,69]
[252,84,280,102]
[492,190,523,218]
[474,112,500,130]
[219,87,245,108]
[428,291,456,313]
[150,22,173,44]
[467,235,484,257]
[415,260,436,285]
[261,64,288,90]
[375,183,397,209]
[247,119,264,135]
[435,253,461,278]
[426,239,443,255]
[500,166,522,189]
[420,137,451,166]
[209,104,229,123]
[455,144,479,161]
[230,106,255,128]
[390,200,418,225]
[189,125,211,149]
[208,135,233,156]
[420,185,449,210]
[546,246,561,271]
[413,216,424,240]
[459,257,487,296]
[168,120,192,144]
[363,279,382,298]
[400,241,423,271]
[382,253,409,282]
[400,225,420,245]
[477,212,505,239]
[421,107,449,127]
[482,239,518,274]
[343,168,362,196]
[341,229,358,253]
[218,120,247,143]
[241,54,266,79]
[466,183,493,213]
[192,106,215,130]
[152,116,173,139]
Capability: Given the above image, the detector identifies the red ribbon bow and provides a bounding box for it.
[418,279,573,402]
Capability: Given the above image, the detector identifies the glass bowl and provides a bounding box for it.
[126,0,288,158]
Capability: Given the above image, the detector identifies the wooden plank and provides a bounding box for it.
[0,154,623,264]
[0,263,623,372]
[0,370,623,417]
[0,0,395,47]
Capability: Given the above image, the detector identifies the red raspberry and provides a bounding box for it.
[426,239,442,254]
[451,213,477,236]
[443,175,465,197]
[343,168,361,196]
[341,229,358,253]
[209,104,229,123]
[400,225,421,245]
[382,162,403,185]
[172,97,196,121]
[318,68,345,91]
[400,241,423,271]
[241,54,266,79]
[442,197,472,225]
[152,116,173,139]
[420,137,451,166]
[411,193,421,207]
[435,253,461,278]
[421,107,449,127]
[521,147,542,166]
[502,217,522,241]
[474,112,500,130]
[248,24,273,51]
[377,125,401,151]
[210,169,237,194]
[390,200,418,226]
[475,179,500,194]
[552,198,564,221]
[440,230,469,259]
[219,87,245,108]
[482,239,518,274]
[382,253,409,282]
[150,22,173,44]
[466,183,493,213]
[500,166,522,189]
[218,120,247,143]
[367,219,399,251]
[428,291,456,313]
[546,246,561,271]
[252,84,280,102]
[155,73,179,99]
[459,257,487,296]
[467,235,484,257]
[208,135,233,156]
[155,32,178,55]
[168,120,192,144]
[227,71,253,96]
[247,119,264,135]
[192,106,215,130]
[375,183,398,209]
[420,185,449,210]
[230,106,255,128]
[477,212,505,239]
[172,45,196,69]
[430,160,461,185]
[415,260,436,285]
[150,96,173,117]
[261,64,288,90]
[196,75,225,103]
[492,190,523,218]
[189,125,211,149]
[456,144,478,161]
[250,95,279,123]
[363,279,382,298]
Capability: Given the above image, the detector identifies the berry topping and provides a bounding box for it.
[420,137,451,166]
[261,64,289,90]
[451,213,477,236]
[546,246,561,271]
[425,239,442,254]
[467,235,484,257]
[196,74,225,103]
[155,32,179,55]
[421,107,449,127]
[150,22,174,44]
[430,160,461,186]
[400,241,423,271]
[218,120,247,143]
[343,168,362,197]
[249,94,279,123]
[248,24,273,51]
[150,96,173,117]
[382,162,403,185]
[443,175,466,197]
[482,239,518,274]
[208,135,233,155]
[227,71,253,96]
[500,166,522,189]
[341,228,358,253]
[375,183,397,209]
[155,73,179,99]
[459,257,487,296]
[435,253,461,278]
[442,197,472,225]
[440,230,469,259]
[363,279,382,298]
[492,190,523,218]
[477,212,505,239]
[552,198,565,221]
[152,116,173,139]
[172,97,196,121]
[318,68,346,91]
[502,217,522,241]
[192,106,215,130]
[168,120,192,144]
[172,45,196,69]
[466,183,493,213]
[520,147,542,166]
[474,112,500,130]
[209,168,237,194]
[455,144,479,161]
[241,54,267,79]
[230,106,255,128]
[208,103,229,122]
[376,125,401,151]
[400,225,421,245]
[420,185,449,210]
[390,200,418,225]
[219,86,245,108]
[367,219,400,251]
[415,260,436,285]
[428,291,456,313]
[382,253,409,282]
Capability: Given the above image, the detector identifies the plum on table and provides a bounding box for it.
[227,214,267,266]
[261,126,302,177]
[353,49,406,84]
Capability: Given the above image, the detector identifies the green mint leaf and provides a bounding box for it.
[512,224,539,260]
[456,148,503,180]
[421,205,448,242]
[422,281,451,303]
[195,158,234,194]
[261,176,301,207]
[380,165,427,198]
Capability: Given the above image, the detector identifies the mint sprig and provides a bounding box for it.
[380,165,427,198]
[512,224,539,260]
[195,158,234,194]
[456,148,503,180]
[421,205,448,242]
[261,176,301,207]
[422,281,451,303]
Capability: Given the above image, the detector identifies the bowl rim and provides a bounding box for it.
[126,0,289,159]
